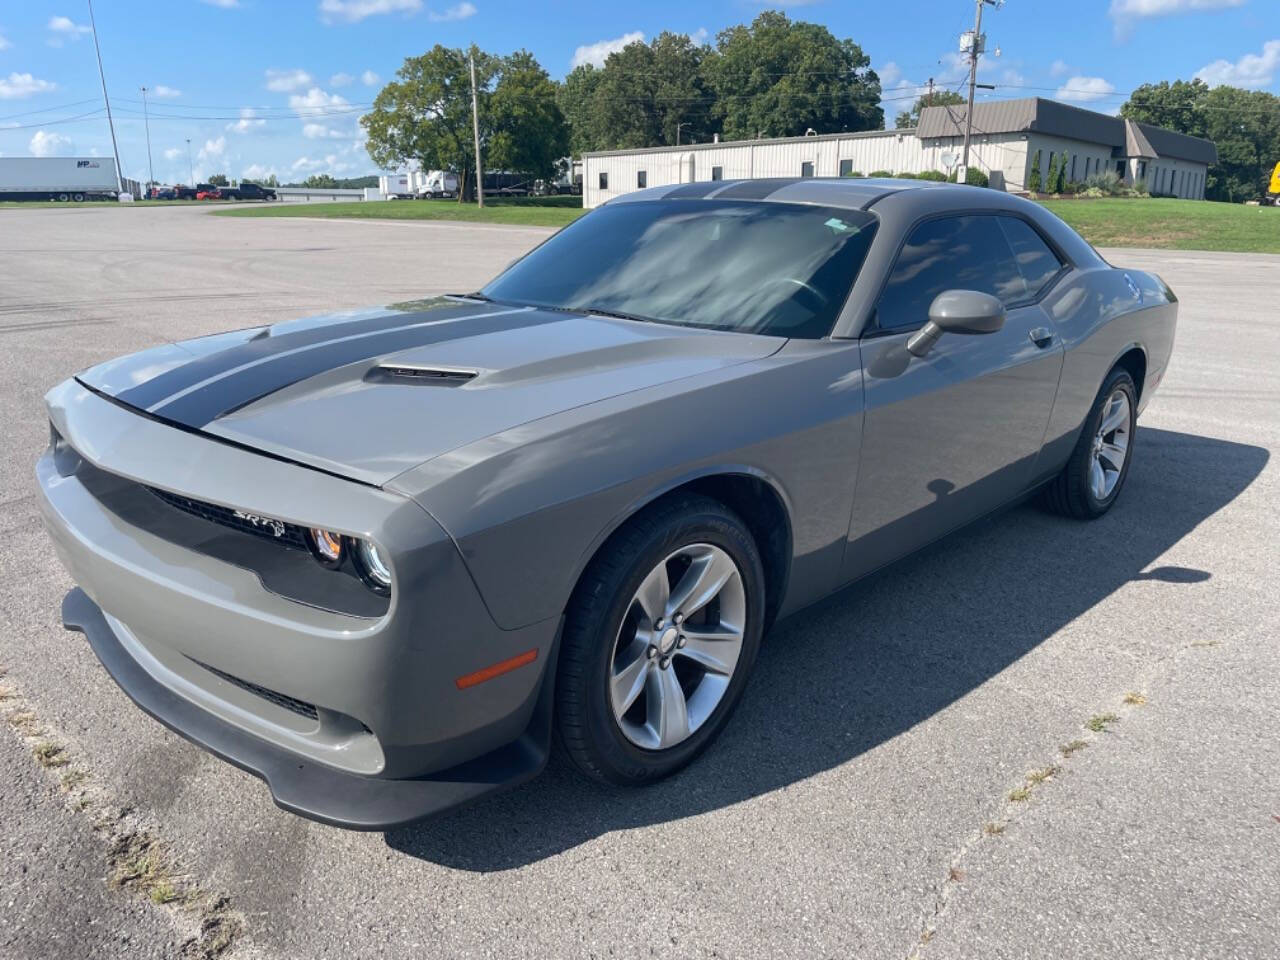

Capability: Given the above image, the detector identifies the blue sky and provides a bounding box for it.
[1,1,1276,184]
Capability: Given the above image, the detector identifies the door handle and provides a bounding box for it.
[1029,327,1054,348]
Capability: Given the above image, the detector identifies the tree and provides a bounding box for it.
[558,63,603,156]
[488,50,568,178]
[1045,153,1061,195]
[1122,79,1280,202]
[303,174,338,188]
[895,89,964,130]
[1057,151,1069,192]
[1028,150,1042,192]
[704,11,882,140]
[263,173,279,187]
[207,173,228,186]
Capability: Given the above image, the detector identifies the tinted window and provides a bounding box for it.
[874,215,1026,331]
[483,200,879,339]
[998,217,1063,297]
[711,166,723,181]
[800,161,815,178]
[839,159,853,176]
[637,170,647,188]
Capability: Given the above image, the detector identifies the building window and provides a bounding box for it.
[1070,155,1077,181]
[1116,160,1126,177]
[598,172,608,190]
[711,166,723,181]
[1138,160,1147,181]
[839,158,853,177]
[637,170,647,189]
[800,161,815,178]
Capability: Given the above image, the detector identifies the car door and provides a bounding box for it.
[842,213,1067,581]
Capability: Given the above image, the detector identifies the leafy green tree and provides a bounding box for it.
[704,11,882,139]
[488,50,568,178]
[895,89,965,129]
[1045,153,1061,195]
[207,173,229,186]
[1122,79,1280,202]
[262,174,279,187]
[1057,152,1069,193]
[303,174,338,188]
[1028,150,1042,192]
[558,64,603,155]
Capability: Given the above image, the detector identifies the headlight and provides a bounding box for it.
[306,528,344,567]
[352,538,392,594]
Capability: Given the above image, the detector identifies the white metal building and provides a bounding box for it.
[582,97,1217,208]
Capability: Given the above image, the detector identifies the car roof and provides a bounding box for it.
[610,176,962,212]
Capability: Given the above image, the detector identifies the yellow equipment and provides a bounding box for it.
[1267,162,1280,205]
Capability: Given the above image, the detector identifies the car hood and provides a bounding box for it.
[78,298,784,486]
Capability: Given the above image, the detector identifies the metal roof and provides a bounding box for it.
[581,126,914,159]
[916,97,1216,165]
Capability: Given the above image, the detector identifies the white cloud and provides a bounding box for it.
[0,32,11,51]
[47,15,90,46]
[1050,59,1072,77]
[164,147,182,161]
[227,107,266,133]
[361,69,380,86]
[303,122,348,139]
[291,155,323,172]
[1109,0,1243,20]
[29,129,74,156]
[0,72,58,99]
[201,0,241,7]
[319,0,422,24]
[690,27,709,45]
[1055,76,1117,102]
[241,163,276,180]
[290,87,350,117]
[265,68,314,92]
[1196,39,1280,89]
[198,136,226,161]
[428,2,476,22]
[152,85,182,98]
[570,30,644,69]
[330,72,355,87]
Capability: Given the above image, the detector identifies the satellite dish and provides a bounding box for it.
[941,151,958,170]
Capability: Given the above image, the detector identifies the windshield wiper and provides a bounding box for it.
[449,291,494,302]
[579,306,655,324]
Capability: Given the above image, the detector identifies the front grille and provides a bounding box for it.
[196,660,319,721]
[148,487,308,550]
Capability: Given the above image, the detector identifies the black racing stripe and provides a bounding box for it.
[116,303,505,411]
[150,308,557,428]
[661,181,725,200]
[710,178,798,200]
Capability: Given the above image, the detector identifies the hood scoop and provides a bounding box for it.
[365,363,478,386]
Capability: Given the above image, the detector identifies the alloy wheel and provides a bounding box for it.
[1090,388,1132,501]
[609,543,746,751]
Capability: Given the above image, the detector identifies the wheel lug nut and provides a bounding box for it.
[646,645,658,660]
[673,613,683,625]
[654,618,665,630]
[677,635,686,648]
[659,656,671,669]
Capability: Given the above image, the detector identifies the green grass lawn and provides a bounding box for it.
[1038,197,1280,253]
[215,197,586,228]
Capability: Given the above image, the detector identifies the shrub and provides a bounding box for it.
[1085,170,1124,195]
[1045,153,1061,194]
[868,169,893,178]
[1056,153,1069,193]
[1028,152,1042,193]
[842,170,865,178]
[895,171,919,178]
[947,167,990,187]
[916,170,948,181]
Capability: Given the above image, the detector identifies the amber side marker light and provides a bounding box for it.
[455,648,539,690]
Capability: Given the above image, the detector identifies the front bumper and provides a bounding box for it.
[38,379,561,826]
[62,588,554,829]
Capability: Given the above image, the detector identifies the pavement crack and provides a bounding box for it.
[0,666,245,958]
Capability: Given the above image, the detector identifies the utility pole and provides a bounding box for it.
[960,0,1000,181]
[86,0,124,197]
[140,86,155,193]
[676,121,689,146]
[469,51,484,208]
[185,138,193,186]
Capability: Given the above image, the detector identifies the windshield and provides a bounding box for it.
[481,199,878,339]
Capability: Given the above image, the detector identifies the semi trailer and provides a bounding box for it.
[0,157,121,202]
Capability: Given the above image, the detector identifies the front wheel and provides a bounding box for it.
[555,495,765,785]
[1041,367,1137,519]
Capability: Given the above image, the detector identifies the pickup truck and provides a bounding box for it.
[223,182,277,201]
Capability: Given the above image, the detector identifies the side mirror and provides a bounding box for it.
[906,290,1006,357]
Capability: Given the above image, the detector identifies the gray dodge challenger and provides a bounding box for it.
[37,178,1176,829]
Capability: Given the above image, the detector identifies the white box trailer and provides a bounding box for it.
[379,172,412,199]
[416,170,458,198]
[0,157,120,201]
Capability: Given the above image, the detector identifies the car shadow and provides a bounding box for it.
[384,426,1267,871]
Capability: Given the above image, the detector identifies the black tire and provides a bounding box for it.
[1041,367,1137,519]
[555,494,766,786]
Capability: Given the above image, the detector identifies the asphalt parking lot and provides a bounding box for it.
[1,203,1277,960]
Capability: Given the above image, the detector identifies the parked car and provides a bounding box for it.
[173,185,198,200]
[223,182,277,201]
[149,187,176,200]
[40,178,1176,830]
[195,183,223,200]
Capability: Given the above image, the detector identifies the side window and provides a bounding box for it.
[874,216,1025,331]
[800,161,815,178]
[711,166,723,181]
[599,172,608,190]
[637,170,647,189]
[839,158,853,177]
[997,217,1064,300]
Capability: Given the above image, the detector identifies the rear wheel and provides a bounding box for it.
[1041,367,1137,519]
[556,495,765,785]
